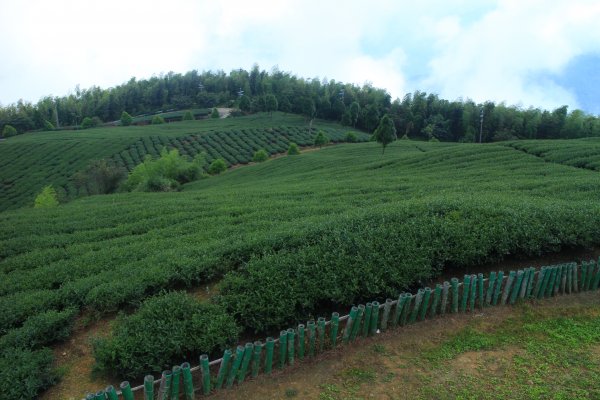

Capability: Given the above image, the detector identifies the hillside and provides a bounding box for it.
[3,138,600,398]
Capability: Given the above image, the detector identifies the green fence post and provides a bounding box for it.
[264,338,275,374]
[181,362,194,399]
[119,382,134,400]
[486,272,496,305]
[460,275,471,312]
[451,278,459,313]
[238,342,254,383]
[409,289,424,323]
[592,261,600,291]
[525,268,536,298]
[501,271,516,305]
[554,265,562,296]
[430,284,442,317]
[199,355,210,395]
[298,324,306,358]
[400,294,412,326]
[94,390,106,400]
[343,308,357,343]
[381,299,392,331]
[362,303,373,337]
[566,264,573,294]
[317,317,326,352]
[519,269,529,299]
[419,288,432,321]
[573,263,579,293]
[279,330,288,369]
[85,394,95,400]
[478,273,485,309]
[581,262,588,292]
[157,369,172,400]
[468,275,477,312]
[533,267,545,298]
[308,321,316,356]
[550,266,560,297]
[370,302,380,335]
[509,270,524,304]
[492,271,504,305]
[143,375,155,400]
[251,341,262,378]
[105,386,118,400]
[441,281,450,315]
[559,264,567,294]
[392,294,404,326]
[215,349,231,389]
[286,328,295,366]
[350,305,364,341]
[331,312,340,346]
[226,346,244,389]
[543,266,555,297]
[586,261,595,290]
[170,365,181,399]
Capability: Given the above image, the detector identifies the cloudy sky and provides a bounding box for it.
[1,0,599,114]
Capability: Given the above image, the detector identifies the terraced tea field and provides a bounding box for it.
[3,135,600,399]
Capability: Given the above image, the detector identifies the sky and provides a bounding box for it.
[0,0,599,114]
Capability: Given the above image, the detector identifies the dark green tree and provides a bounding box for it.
[81,117,94,129]
[211,108,220,119]
[373,114,397,155]
[182,110,194,121]
[252,149,269,162]
[120,111,133,126]
[208,158,227,174]
[265,94,278,117]
[349,101,360,127]
[151,115,165,125]
[287,142,300,155]
[239,96,251,112]
[2,124,18,137]
[314,131,329,148]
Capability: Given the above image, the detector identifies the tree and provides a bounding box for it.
[349,101,360,127]
[373,114,397,155]
[208,158,227,175]
[314,131,329,148]
[287,142,300,155]
[345,132,358,143]
[43,120,55,131]
[34,185,59,208]
[252,149,269,162]
[239,96,251,112]
[120,111,133,126]
[182,110,195,121]
[73,159,126,195]
[2,124,17,137]
[81,117,94,129]
[265,94,278,117]
[211,108,220,119]
[151,115,165,125]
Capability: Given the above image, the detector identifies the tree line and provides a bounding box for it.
[1,64,599,141]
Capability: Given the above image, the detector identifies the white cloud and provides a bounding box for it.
[423,0,600,109]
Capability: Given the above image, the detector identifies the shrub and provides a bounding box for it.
[287,142,300,155]
[120,111,133,126]
[43,120,55,131]
[252,149,269,163]
[0,308,78,349]
[429,137,440,142]
[400,134,410,140]
[34,185,59,208]
[182,110,195,121]
[73,159,127,195]
[208,158,227,175]
[93,291,240,378]
[314,131,329,148]
[2,124,17,137]
[81,117,94,129]
[211,108,220,119]
[345,132,358,143]
[151,115,165,125]
[0,347,57,400]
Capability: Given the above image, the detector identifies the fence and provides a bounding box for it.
[84,259,600,399]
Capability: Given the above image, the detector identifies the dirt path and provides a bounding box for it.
[228,145,325,171]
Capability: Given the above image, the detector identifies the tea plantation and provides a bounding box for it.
[0,112,366,211]
[3,135,600,398]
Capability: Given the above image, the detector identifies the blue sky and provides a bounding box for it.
[0,0,599,115]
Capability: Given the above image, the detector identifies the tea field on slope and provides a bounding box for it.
[3,139,600,398]
[0,112,365,211]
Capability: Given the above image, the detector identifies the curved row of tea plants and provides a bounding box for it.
[505,137,600,171]
[3,141,600,398]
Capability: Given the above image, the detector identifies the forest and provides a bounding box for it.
[1,65,599,142]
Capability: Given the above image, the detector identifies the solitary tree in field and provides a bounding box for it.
[265,94,278,117]
[152,115,165,125]
[34,185,59,208]
[211,108,220,119]
[373,114,397,155]
[120,111,133,126]
[287,142,300,155]
[182,110,195,121]
[252,149,269,162]
[314,131,329,148]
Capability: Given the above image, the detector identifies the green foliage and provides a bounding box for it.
[208,158,227,175]
[120,111,133,126]
[0,308,77,349]
[287,142,300,155]
[123,148,202,192]
[314,131,330,148]
[34,185,59,208]
[373,114,397,154]
[345,132,358,143]
[93,291,240,378]
[0,347,57,400]
[211,108,220,119]
[429,137,440,142]
[73,159,126,195]
[43,120,55,131]
[400,134,409,140]
[81,117,94,129]
[151,115,165,125]
[239,96,251,112]
[265,94,278,116]
[252,149,269,163]
[182,110,195,121]
[2,124,17,137]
